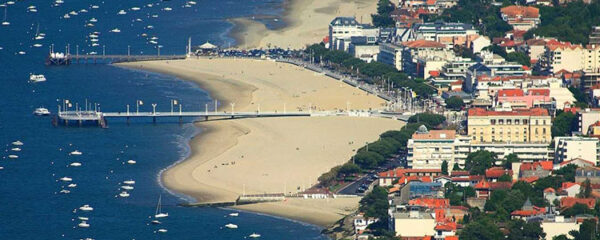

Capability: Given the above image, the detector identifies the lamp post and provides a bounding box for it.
[152,104,157,115]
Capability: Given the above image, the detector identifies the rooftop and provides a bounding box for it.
[500,6,540,18]
[412,129,456,140]
[468,107,549,117]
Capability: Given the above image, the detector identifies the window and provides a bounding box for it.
[524,119,528,124]
[499,119,504,125]
[543,128,546,134]
[536,120,539,125]
[491,119,496,125]
[507,119,512,125]
[515,119,520,125]
[492,128,495,134]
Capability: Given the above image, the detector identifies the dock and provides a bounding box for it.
[46,54,186,65]
[53,109,322,127]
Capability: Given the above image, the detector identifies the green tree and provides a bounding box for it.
[465,150,496,175]
[498,174,512,182]
[408,113,446,127]
[568,219,597,239]
[372,0,395,28]
[360,186,389,219]
[554,164,577,182]
[507,220,546,240]
[578,179,593,198]
[445,96,465,111]
[453,162,461,171]
[503,153,520,169]
[562,203,592,217]
[442,160,449,175]
[505,52,531,67]
[552,111,576,137]
[354,151,385,169]
[528,2,600,45]
[338,163,361,176]
[460,217,503,240]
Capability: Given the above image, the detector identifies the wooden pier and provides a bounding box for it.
[46,54,186,65]
[54,109,323,127]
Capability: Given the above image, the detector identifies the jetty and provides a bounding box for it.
[53,109,323,127]
[46,53,186,65]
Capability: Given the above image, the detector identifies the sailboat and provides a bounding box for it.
[2,7,10,26]
[154,195,168,218]
[34,24,44,40]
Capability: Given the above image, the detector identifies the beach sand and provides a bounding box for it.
[119,58,403,226]
[230,0,377,49]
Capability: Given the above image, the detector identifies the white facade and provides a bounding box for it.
[328,17,379,51]
[554,136,599,164]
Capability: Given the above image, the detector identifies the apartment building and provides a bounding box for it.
[401,39,454,78]
[500,6,540,31]
[576,108,600,133]
[407,127,458,169]
[378,43,404,71]
[328,17,379,51]
[411,21,479,47]
[554,136,599,164]
[467,108,552,144]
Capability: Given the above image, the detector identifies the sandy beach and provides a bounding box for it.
[231,0,377,49]
[119,58,404,226]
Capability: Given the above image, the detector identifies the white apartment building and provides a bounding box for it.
[328,17,379,51]
[407,127,458,169]
[554,136,600,164]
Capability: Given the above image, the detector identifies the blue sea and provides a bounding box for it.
[0,0,327,239]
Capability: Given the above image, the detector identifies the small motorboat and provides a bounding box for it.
[63,14,70,19]
[0,166,4,170]
[131,7,140,11]
[121,185,134,190]
[12,141,23,146]
[117,10,127,15]
[229,213,239,217]
[89,18,97,23]
[70,150,82,155]
[151,220,161,225]
[110,28,120,33]
[70,162,82,167]
[33,107,50,116]
[224,223,238,229]
[11,148,21,152]
[249,233,261,238]
[29,74,46,82]
[79,205,93,211]
[78,217,89,221]
[60,177,73,182]
[59,189,70,194]
[127,160,136,165]
[119,191,130,198]
[162,7,172,11]
[78,221,90,228]
[8,155,18,159]
[33,43,43,48]
[68,183,77,188]
[123,180,135,185]
[157,229,167,233]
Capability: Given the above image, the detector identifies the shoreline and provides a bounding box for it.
[118,58,403,228]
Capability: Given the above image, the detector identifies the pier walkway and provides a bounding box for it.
[46,54,186,65]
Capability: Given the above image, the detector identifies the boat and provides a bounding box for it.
[91,5,99,9]
[131,7,140,11]
[85,23,94,27]
[68,183,77,188]
[117,10,127,15]
[127,160,136,164]
[78,221,90,228]
[91,43,99,47]
[162,7,172,11]
[2,7,9,26]
[79,204,93,211]
[60,177,73,182]
[151,14,158,18]
[224,223,238,229]
[11,148,20,151]
[147,4,153,7]
[18,51,26,55]
[12,141,23,146]
[229,212,239,217]
[70,162,82,167]
[8,155,18,159]
[110,28,121,33]
[154,195,168,218]
[151,220,161,225]
[33,107,50,116]
[188,1,197,4]
[119,191,130,198]
[29,74,46,82]
[123,180,135,185]
[59,189,70,194]
[33,43,42,48]
[80,9,88,13]
[69,11,78,16]
[89,18,97,23]
[63,14,70,19]
[70,150,82,155]
[28,8,37,13]
[78,217,89,221]
[146,25,154,29]
[157,229,167,233]
[0,166,3,170]
[249,233,261,238]
[121,185,134,190]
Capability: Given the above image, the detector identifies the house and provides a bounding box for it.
[544,188,560,205]
[411,21,479,48]
[560,197,595,209]
[353,213,378,234]
[495,88,552,110]
[519,161,553,178]
[559,182,581,197]
[556,158,596,170]
[471,35,491,53]
[389,206,436,237]
[485,167,512,182]
[500,6,540,31]
[554,136,600,165]
[408,198,450,209]
[328,17,379,51]
[300,188,331,199]
[474,180,491,199]
[575,166,600,184]
[511,198,547,220]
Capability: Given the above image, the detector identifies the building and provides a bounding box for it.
[401,39,454,78]
[348,37,380,62]
[411,21,479,47]
[407,126,457,169]
[575,166,600,184]
[467,108,552,144]
[378,43,404,71]
[590,26,600,46]
[519,161,553,178]
[388,206,436,237]
[554,136,599,164]
[328,17,379,51]
[495,88,552,109]
[576,108,600,133]
[471,35,491,54]
[500,6,540,31]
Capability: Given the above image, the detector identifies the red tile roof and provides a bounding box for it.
[544,187,555,193]
[485,167,513,178]
[409,198,450,209]
[528,89,550,96]
[468,108,549,117]
[490,182,513,190]
[501,6,540,18]
[412,130,456,140]
[511,206,546,217]
[561,182,580,190]
[520,176,539,183]
[498,89,524,97]
[561,197,595,209]
[520,161,553,172]
[474,180,490,189]
[560,158,595,167]
[402,39,446,49]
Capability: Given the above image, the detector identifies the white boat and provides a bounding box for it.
[79,204,93,211]
[69,11,78,16]
[117,10,127,15]
[28,8,37,13]
[90,38,99,42]
[121,185,134,190]
[123,180,135,185]
[6,1,13,5]
[91,43,99,47]
[80,9,88,13]
[78,221,90,228]
[146,25,154,29]
[89,34,98,38]
[63,14,70,19]
[29,74,46,82]
[11,148,20,151]
[12,141,23,146]
[70,150,82,155]
[18,51,26,55]
[149,40,158,45]
[154,195,168,218]
[147,4,153,7]
[60,177,73,182]
[131,7,140,11]
[224,223,238,229]
[55,0,64,4]
[229,212,239,217]
[89,18,97,23]
[162,7,172,11]
[85,23,94,27]
[68,183,77,188]
[33,43,42,48]
[78,217,89,221]
[119,191,130,198]
[8,155,18,159]
[151,14,158,18]
[188,1,197,5]
[249,233,261,238]
[110,28,121,33]
[59,189,70,194]
[70,162,82,167]
[91,5,99,9]
[34,107,50,116]
[2,7,9,26]
[127,160,136,165]
[157,229,167,233]
[151,220,161,225]
[0,166,3,170]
